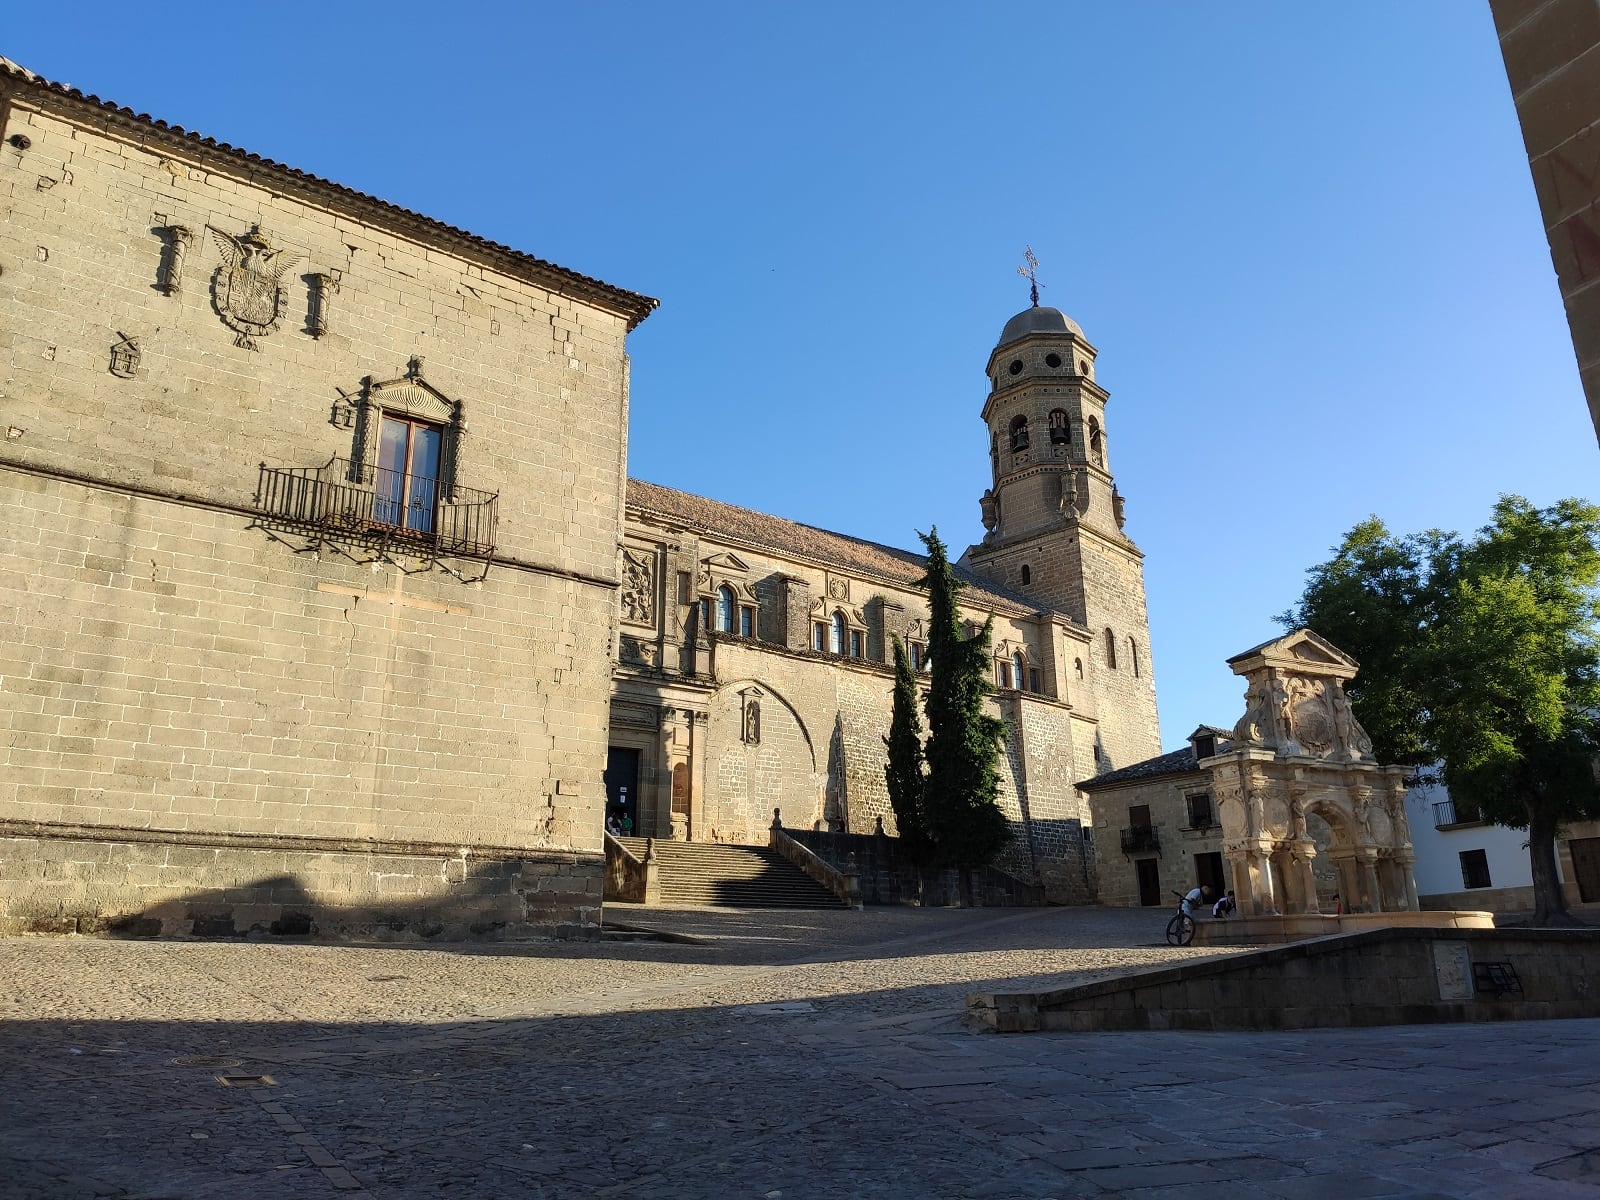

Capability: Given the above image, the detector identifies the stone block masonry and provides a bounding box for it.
[0,62,655,936]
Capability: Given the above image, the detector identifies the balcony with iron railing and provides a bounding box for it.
[1432,798,1485,829]
[254,456,498,561]
[1120,826,1160,855]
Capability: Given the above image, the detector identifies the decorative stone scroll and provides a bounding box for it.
[207,225,303,349]
[620,548,657,626]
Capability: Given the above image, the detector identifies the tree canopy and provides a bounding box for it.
[1282,496,1600,922]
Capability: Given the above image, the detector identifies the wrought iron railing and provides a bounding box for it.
[1432,799,1483,828]
[255,456,497,559]
[1120,826,1160,855]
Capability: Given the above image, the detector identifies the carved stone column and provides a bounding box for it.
[1395,848,1419,910]
[158,225,191,295]
[1292,839,1319,915]
[308,271,337,337]
[1357,848,1383,913]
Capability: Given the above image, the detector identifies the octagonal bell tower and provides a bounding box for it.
[964,300,1160,769]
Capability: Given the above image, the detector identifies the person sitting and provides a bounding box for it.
[605,812,622,837]
[1212,890,1237,919]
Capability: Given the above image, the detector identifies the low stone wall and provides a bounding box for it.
[1421,885,1535,914]
[970,926,1600,1032]
[1195,909,1494,946]
[0,824,603,940]
[787,829,1044,907]
[603,833,658,905]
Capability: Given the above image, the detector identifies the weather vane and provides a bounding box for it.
[1017,245,1041,307]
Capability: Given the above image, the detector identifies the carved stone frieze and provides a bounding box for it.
[618,634,660,668]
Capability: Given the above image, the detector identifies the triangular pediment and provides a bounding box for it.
[1227,627,1359,678]
[702,551,750,574]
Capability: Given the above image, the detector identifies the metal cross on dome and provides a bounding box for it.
[1017,245,1042,307]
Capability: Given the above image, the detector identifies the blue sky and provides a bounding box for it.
[8,3,1594,750]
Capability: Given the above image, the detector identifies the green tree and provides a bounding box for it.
[1285,496,1600,923]
[916,528,1009,904]
[883,634,930,868]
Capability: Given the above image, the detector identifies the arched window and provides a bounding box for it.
[1020,564,1031,585]
[716,585,736,633]
[1088,416,1104,466]
[830,611,846,655]
[1105,627,1118,669]
[1009,415,1030,451]
[1012,652,1026,690]
[1129,637,1140,678]
[1074,657,1084,681]
[1048,408,1071,445]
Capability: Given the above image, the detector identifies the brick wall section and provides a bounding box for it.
[0,76,648,935]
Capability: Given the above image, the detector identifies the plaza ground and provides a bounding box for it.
[2,905,1597,1198]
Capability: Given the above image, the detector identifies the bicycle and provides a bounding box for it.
[1165,891,1197,946]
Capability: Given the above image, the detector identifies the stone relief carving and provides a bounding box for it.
[618,634,659,668]
[156,225,191,295]
[619,548,657,626]
[1330,685,1375,760]
[1289,675,1333,755]
[207,225,303,349]
[828,577,849,601]
[108,332,140,379]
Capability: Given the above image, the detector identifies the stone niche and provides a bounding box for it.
[1205,629,1418,918]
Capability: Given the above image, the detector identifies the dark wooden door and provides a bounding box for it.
[1135,857,1161,907]
[1195,851,1225,896]
[603,747,641,836]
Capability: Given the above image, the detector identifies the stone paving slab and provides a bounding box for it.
[2,906,1599,1197]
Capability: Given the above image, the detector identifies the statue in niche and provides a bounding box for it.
[743,698,761,746]
[620,548,657,625]
[208,225,303,349]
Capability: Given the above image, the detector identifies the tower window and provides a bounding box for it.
[1045,352,1062,368]
[1009,415,1030,451]
[1105,628,1117,669]
[1049,408,1071,445]
[1020,564,1031,585]
[1088,416,1104,466]
[1008,359,1024,376]
[1129,637,1140,678]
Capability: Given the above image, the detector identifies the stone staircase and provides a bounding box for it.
[612,837,845,909]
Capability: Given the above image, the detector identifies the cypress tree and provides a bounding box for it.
[916,528,1010,904]
[883,635,930,868]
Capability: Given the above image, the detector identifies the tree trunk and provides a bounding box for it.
[1527,804,1576,925]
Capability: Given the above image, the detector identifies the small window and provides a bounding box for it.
[849,629,864,658]
[1194,734,1216,760]
[1012,652,1026,690]
[1048,408,1070,445]
[1020,564,1031,585]
[830,611,846,655]
[739,605,755,638]
[1029,668,1042,693]
[998,661,1011,689]
[1009,415,1030,451]
[908,641,926,671]
[1129,804,1152,830]
[1186,793,1214,829]
[1045,352,1062,369]
[1105,628,1117,669]
[1460,849,1492,890]
[716,585,736,634]
[1129,637,1140,678]
[812,622,827,652]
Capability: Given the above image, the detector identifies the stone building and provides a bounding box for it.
[607,304,1163,902]
[0,60,656,937]
[1084,630,1419,916]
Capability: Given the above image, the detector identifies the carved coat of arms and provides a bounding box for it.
[208,226,302,349]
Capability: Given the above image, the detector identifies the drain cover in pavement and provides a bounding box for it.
[171,1056,243,1068]
[215,1074,275,1087]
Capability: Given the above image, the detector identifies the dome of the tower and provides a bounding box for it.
[996,305,1083,349]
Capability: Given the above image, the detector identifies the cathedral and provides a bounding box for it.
[0,57,1161,935]
[609,302,1162,902]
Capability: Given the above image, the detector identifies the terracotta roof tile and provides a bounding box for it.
[627,479,1043,616]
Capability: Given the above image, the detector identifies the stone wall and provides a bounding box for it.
[0,70,649,935]
[972,926,1600,1033]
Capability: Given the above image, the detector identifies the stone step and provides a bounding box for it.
[612,837,842,909]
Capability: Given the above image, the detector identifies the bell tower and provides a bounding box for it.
[964,295,1160,769]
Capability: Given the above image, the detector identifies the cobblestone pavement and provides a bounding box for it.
[3,905,1598,1199]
